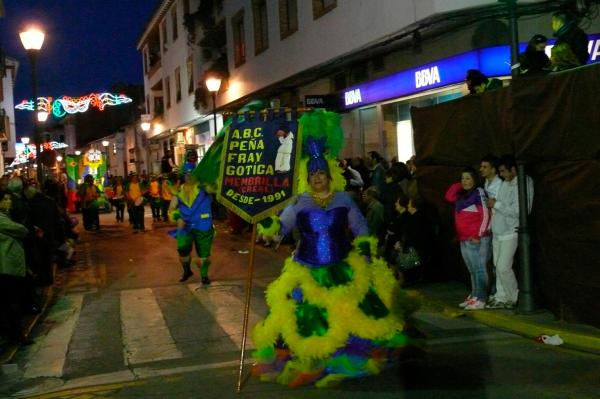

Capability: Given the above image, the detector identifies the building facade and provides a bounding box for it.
[215,0,600,162]
[1,56,18,175]
[137,0,223,174]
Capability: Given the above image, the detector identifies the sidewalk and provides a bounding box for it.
[0,285,54,366]
[411,281,600,354]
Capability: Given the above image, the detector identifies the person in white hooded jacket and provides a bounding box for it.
[486,155,533,309]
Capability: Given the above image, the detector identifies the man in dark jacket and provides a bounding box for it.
[24,181,62,286]
[551,11,589,71]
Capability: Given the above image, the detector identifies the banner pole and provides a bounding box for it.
[236,222,258,393]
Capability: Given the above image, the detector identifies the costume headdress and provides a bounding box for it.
[297,110,346,194]
[305,137,329,175]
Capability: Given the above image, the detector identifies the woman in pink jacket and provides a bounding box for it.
[445,167,491,310]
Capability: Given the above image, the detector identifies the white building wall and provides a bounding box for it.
[2,58,18,159]
[220,0,538,106]
[141,0,203,141]
[158,0,199,131]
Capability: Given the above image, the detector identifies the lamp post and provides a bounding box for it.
[56,155,63,172]
[205,76,222,137]
[500,0,535,313]
[139,121,152,175]
[21,137,31,176]
[37,111,48,123]
[20,27,45,184]
[102,140,110,176]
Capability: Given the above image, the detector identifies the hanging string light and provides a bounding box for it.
[15,92,133,118]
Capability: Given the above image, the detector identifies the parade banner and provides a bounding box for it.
[218,113,301,223]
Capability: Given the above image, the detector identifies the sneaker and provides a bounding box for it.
[201,277,211,285]
[458,295,473,308]
[464,299,486,310]
[486,298,507,309]
[504,301,516,309]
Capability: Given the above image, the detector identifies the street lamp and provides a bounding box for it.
[102,140,110,174]
[21,137,30,145]
[37,111,48,122]
[140,122,151,132]
[205,76,222,137]
[20,26,45,184]
[75,150,81,156]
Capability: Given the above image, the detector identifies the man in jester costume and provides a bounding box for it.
[168,151,215,285]
[251,111,418,387]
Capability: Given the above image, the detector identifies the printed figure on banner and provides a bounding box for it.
[275,123,294,173]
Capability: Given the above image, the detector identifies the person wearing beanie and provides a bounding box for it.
[518,34,551,75]
[551,10,589,71]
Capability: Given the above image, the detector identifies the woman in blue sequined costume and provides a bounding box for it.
[252,112,416,388]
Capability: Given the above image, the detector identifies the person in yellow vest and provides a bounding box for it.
[126,173,147,233]
[159,174,174,222]
[78,174,101,231]
[112,176,126,223]
[148,174,161,222]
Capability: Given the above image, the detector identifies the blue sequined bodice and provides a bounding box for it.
[295,207,351,267]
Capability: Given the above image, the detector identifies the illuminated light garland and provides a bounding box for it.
[15,92,133,118]
[57,97,92,114]
[15,100,34,111]
[9,141,69,167]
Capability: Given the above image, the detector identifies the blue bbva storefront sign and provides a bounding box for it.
[342,33,600,109]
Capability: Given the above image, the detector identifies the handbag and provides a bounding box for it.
[395,247,421,271]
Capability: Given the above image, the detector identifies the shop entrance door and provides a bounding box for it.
[359,106,381,158]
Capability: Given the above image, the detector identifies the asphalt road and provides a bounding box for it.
[2,212,598,399]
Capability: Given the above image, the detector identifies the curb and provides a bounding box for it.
[415,293,600,354]
[467,310,600,354]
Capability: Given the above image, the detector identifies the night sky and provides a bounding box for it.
[0,0,160,138]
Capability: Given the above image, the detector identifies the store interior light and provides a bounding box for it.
[75,150,81,155]
[21,137,30,145]
[56,155,63,162]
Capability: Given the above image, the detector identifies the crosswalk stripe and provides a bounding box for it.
[120,288,183,365]
[187,284,264,350]
[24,294,84,378]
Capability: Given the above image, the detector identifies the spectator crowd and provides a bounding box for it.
[0,175,78,346]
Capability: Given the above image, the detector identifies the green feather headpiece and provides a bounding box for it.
[297,110,346,194]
